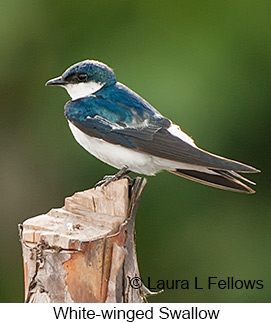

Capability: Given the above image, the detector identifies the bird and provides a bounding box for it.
[46,59,260,193]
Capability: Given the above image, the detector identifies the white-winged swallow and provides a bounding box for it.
[46,60,260,193]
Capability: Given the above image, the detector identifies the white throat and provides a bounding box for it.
[64,81,104,100]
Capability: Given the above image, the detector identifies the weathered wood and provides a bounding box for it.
[19,177,152,303]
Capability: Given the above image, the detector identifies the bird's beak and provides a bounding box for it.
[45,76,67,86]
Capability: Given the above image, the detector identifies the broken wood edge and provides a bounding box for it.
[18,177,160,302]
[104,177,159,302]
[123,177,160,301]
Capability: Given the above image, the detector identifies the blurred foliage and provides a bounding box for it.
[0,0,270,302]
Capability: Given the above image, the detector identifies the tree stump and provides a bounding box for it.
[19,177,152,303]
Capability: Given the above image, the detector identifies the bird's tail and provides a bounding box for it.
[169,168,257,193]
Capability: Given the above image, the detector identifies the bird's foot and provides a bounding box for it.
[95,174,134,187]
[95,166,132,188]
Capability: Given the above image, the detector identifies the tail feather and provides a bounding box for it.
[212,169,256,186]
[170,168,256,193]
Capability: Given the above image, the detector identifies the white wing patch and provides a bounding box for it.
[168,123,196,147]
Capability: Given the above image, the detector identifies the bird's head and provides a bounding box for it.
[46,60,116,100]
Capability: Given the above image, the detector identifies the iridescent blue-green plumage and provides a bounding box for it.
[64,82,170,149]
[64,81,256,172]
[62,60,116,85]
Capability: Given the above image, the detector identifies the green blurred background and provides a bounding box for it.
[1,0,270,302]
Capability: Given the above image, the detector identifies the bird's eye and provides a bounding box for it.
[77,73,88,82]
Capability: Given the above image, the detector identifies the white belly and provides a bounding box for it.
[68,121,161,175]
[68,121,206,175]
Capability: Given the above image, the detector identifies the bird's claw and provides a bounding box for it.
[94,175,115,187]
[95,174,133,188]
[94,166,132,188]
